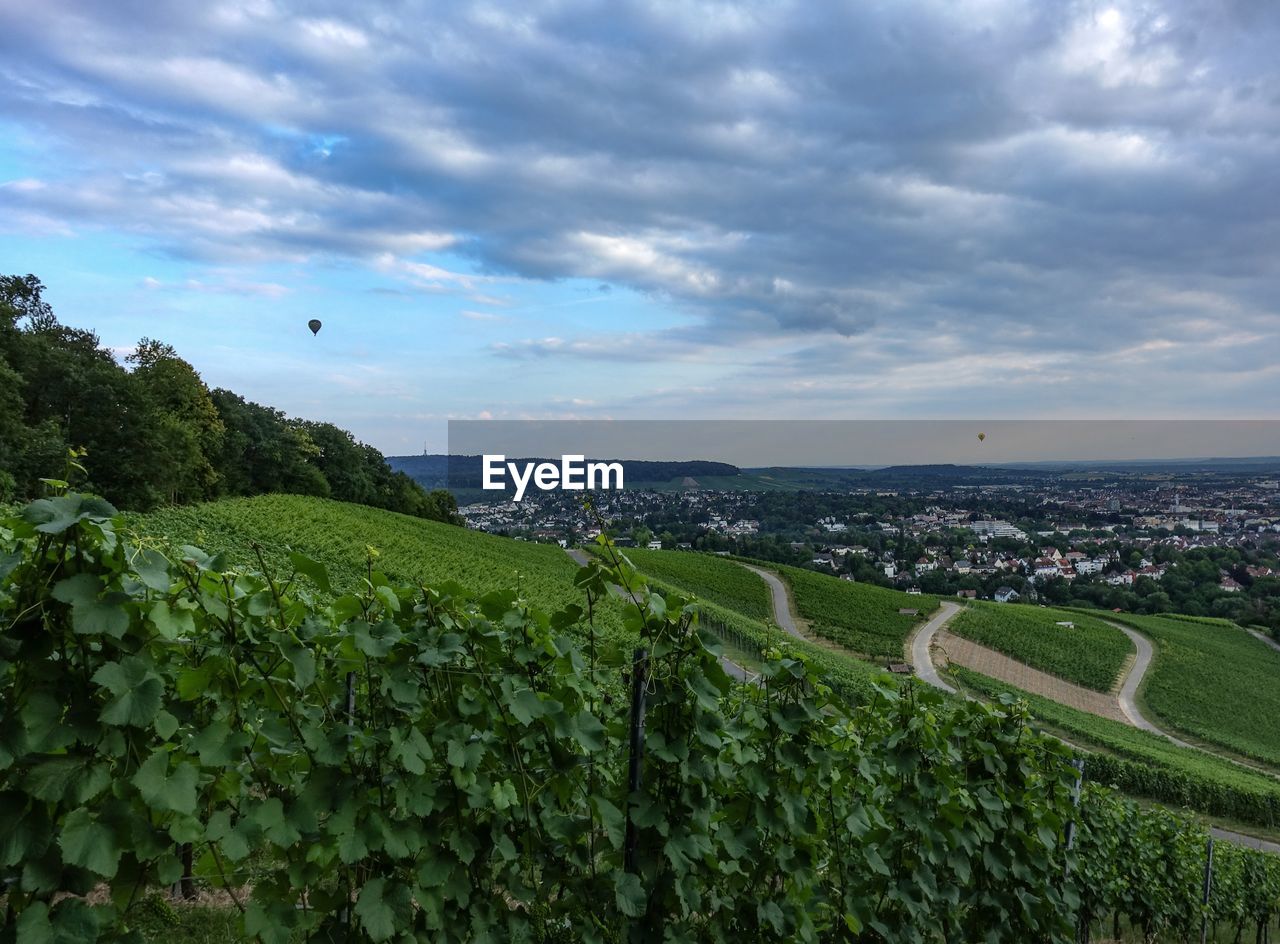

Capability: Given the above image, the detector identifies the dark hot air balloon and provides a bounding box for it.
[977,432,986,442]
[308,319,322,336]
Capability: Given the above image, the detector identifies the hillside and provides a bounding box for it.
[953,668,1280,834]
[132,494,629,641]
[4,491,1280,943]
[1099,612,1280,769]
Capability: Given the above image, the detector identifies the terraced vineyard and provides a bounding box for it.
[689,597,887,705]
[764,562,940,660]
[948,602,1133,692]
[132,495,630,639]
[621,547,772,623]
[10,494,1280,943]
[953,668,1280,832]
[615,548,890,703]
[1100,611,1280,769]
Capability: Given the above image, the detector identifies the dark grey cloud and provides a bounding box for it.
[1,0,1278,409]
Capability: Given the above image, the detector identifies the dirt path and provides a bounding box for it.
[736,562,805,640]
[1248,628,1280,655]
[566,548,758,683]
[934,629,1129,722]
[906,602,961,694]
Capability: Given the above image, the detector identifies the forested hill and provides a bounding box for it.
[0,274,459,523]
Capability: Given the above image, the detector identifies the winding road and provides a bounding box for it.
[736,562,805,640]
[1104,621,1194,748]
[908,602,961,694]
[1248,628,1280,655]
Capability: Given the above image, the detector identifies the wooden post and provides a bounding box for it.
[180,843,195,900]
[1065,758,1085,850]
[623,647,649,876]
[345,670,356,738]
[1201,835,1214,944]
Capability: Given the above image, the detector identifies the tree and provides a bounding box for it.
[0,273,463,525]
[127,339,225,503]
[210,389,329,498]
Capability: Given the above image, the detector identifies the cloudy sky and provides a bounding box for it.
[1,0,1278,455]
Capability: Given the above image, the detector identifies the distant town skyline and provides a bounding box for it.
[2,1,1278,454]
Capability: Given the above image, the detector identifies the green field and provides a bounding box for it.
[948,602,1133,691]
[132,494,629,639]
[761,562,940,660]
[953,668,1280,832]
[1098,611,1280,769]
[620,547,773,622]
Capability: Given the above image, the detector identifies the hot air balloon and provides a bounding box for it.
[308,319,322,336]
[977,432,986,442]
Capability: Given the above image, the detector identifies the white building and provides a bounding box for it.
[969,519,1028,541]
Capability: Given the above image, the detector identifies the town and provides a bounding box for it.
[459,467,1280,630]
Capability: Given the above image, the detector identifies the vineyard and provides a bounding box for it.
[133,495,631,643]
[1097,611,1280,769]
[657,588,886,705]
[618,547,773,623]
[596,546,887,705]
[948,602,1133,692]
[953,668,1280,833]
[3,493,1280,943]
[763,562,940,660]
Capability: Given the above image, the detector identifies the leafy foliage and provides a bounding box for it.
[2,493,1278,943]
[949,601,1133,691]
[1100,611,1280,768]
[1073,788,1280,944]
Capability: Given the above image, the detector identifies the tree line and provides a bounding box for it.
[0,274,459,523]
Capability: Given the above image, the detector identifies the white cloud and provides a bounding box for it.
[0,0,1277,422]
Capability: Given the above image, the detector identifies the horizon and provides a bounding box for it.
[404,452,1280,468]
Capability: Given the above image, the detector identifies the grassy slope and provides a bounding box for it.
[765,562,940,661]
[131,494,629,640]
[620,547,772,623]
[1099,611,1280,769]
[947,602,1133,692]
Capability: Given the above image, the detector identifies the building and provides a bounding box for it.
[969,519,1028,540]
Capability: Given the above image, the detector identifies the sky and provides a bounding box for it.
[1,0,1278,456]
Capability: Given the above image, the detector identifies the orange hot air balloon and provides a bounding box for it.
[308,319,322,336]
[977,432,986,442]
